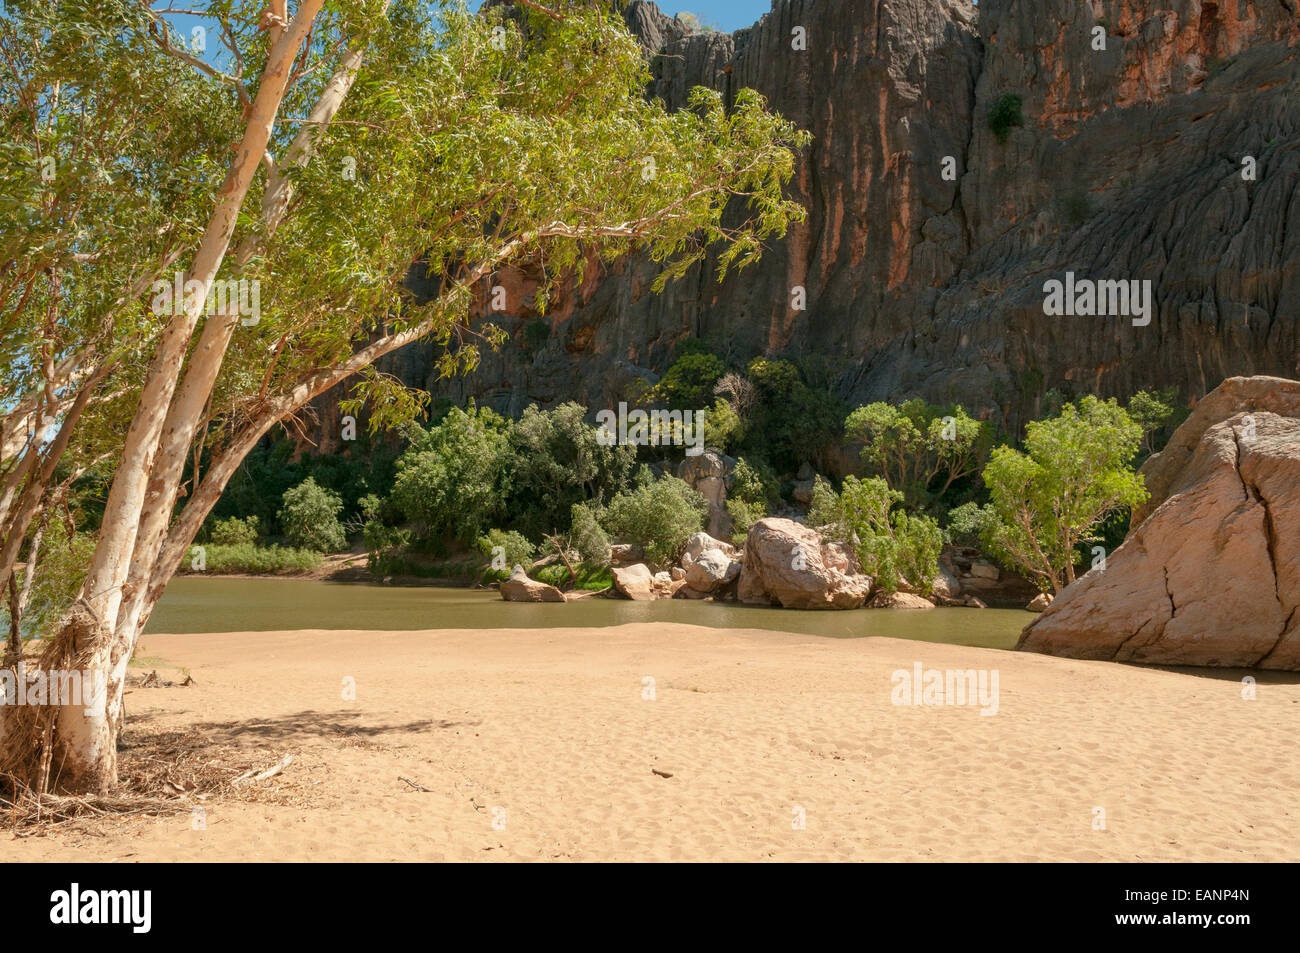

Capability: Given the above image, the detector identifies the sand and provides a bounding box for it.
[4,622,1297,862]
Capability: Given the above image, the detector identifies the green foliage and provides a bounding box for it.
[533,562,614,591]
[362,520,411,573]
[730,456,780,509]
[942,501,995,549]
[989,93,1024,142]
[741,357,845,472]
[701,397,743,453]
[506,402,636,539]
[601,475,707,567]
[1127,386,1187,455]
[476,528,535,578]
[838,476,943,594]
[652,351,725,409]
[209,515,260,547]
[805,475,848,539]
[278,478,347,553]
[391,404,512,547]
[845,399,990,511]
[725,498,766,540]
[190,543,322,574]
[6,518,94,640]
[569,502,611,566]
[979,396,1148,593]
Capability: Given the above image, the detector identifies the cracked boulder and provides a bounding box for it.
[1017,396,1300,669]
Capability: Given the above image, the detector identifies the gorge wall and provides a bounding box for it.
[360,0,1300,448]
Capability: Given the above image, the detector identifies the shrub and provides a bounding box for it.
[569,503,611,565]
[278,477,347,552]
[189,543,322,574]
[476,528,536,578]
[601,475,707,567]
[209,515,260,547]
[391,404,512,547]
[652,350,725,409]
[505,402,635,539]
[725,498,766,539]
[988,93,1023,142]
[839,476,943,594]
[805,475,848,540]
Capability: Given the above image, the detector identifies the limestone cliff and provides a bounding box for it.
[383,0,1300,431]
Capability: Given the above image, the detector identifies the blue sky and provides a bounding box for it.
[626,1,773,32]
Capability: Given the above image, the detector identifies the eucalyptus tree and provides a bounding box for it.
[0,0,808,794]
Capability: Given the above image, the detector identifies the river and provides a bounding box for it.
[146,577,1032,650]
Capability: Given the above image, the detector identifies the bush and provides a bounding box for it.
[652,350,725,409]
[476,528,536,577]
[188,543,322,574]
[725,498,766,539]
[209,515,260,547]
[988,93,1023,142]
[601,475,707,567]
[805,476,848,539]
[839,476,942,594]
[278,477,348,552]
[569,502,611,565]
[505,402,635,539]
[391,404,512,547]
[943,501,995,548]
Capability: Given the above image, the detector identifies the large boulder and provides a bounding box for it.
[682,531,735,562]
[737,518,874,609]
[611,563,657,601]
[869,591,935,610]
[676,451,734,540]
[684,548,741,593]
[1019,382,1300,669]
[499,566,565,603]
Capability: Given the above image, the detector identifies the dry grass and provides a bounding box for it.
[2,721,312,836]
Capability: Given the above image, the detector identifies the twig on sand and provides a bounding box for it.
[232,754,293,785]
[399,776,432,792]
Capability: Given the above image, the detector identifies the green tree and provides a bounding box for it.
[391,405,511,547]
[979,396,1149,593]
[506,402,634,538]
[278,478,347,553]
[742,357,844,472]
[568,502,611,566]
[601,476,707,567]
[0,0,808,793]
[844,399,990,511]
[1127,387,1187,456]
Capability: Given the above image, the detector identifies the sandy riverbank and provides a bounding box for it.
[4,623,1296,861]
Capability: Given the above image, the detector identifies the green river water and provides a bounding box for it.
[146,577,1031,650]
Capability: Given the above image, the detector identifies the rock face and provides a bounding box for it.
[366,0,1300,438]
[499,566,565,603]
[738,518,874,609]
[1019,378,1300,669]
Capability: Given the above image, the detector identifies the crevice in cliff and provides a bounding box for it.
[1111,617,1152,661]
